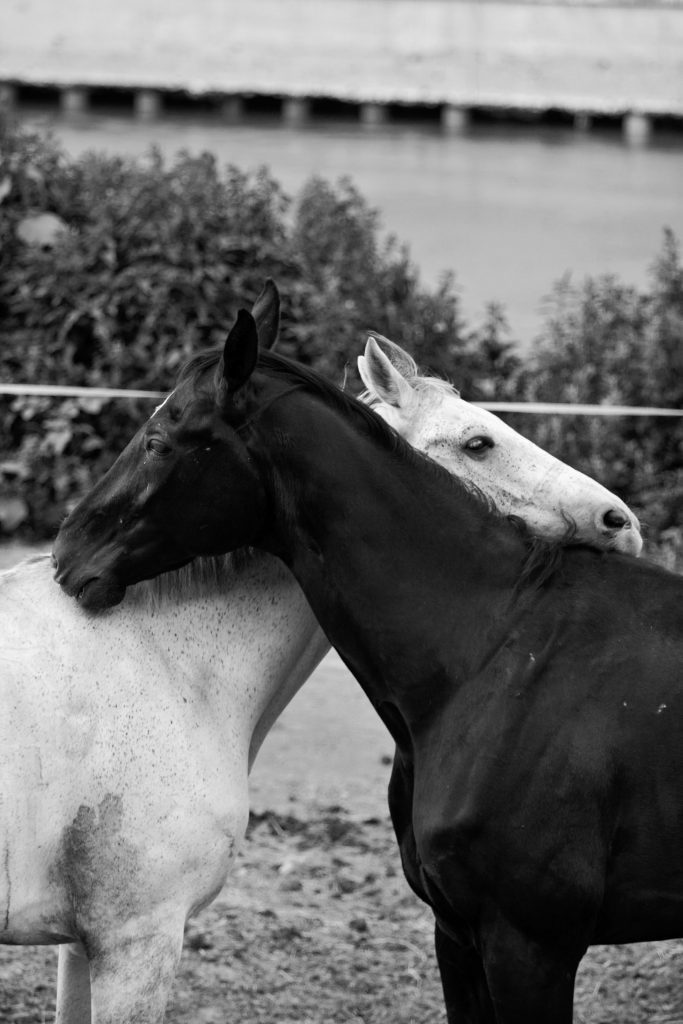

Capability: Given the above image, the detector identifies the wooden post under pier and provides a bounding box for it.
[283,97,310,125]
[134,89,161,121]
[442,105,469,134]
[360,102,387,127]
[0,83,17,115]
[60,86,88,117]
[574,112,592,132]
[221,96,244,122]
[623,111,652,145]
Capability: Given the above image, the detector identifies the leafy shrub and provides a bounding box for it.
[0,127,492,538]
[513,229,683,551]
[0,126,680,563]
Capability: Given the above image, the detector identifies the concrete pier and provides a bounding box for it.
[1,1,682,123]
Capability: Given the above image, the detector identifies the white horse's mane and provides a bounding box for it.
[125,553,241,609]
[1,552,52,580]
[358,334,459,408]
[360,373,456,408]
[2,551,254,611]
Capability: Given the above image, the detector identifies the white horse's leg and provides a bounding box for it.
[88,924,184,1024]
[56,942,92,1024]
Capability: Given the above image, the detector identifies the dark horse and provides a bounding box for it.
[54,308,683,1023]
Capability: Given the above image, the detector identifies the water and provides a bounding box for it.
[21,111,683,344]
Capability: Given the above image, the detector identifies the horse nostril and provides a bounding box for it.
[603,508,629,531]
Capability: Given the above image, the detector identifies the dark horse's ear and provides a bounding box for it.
[216,309,259,400]
[251,278,280,351]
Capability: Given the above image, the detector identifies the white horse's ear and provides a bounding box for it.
[367,332,417,379]
[359,336,416,410]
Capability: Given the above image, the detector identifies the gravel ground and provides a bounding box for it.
[1,807,682,1023]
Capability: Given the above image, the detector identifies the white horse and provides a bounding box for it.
[357,333,641,548]
[1,315,641,1024]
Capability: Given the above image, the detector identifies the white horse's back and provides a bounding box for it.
[1,551,328,1020]
[0,554,325,955]
[2,557,98,942]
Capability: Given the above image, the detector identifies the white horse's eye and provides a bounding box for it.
[464,435,494,455]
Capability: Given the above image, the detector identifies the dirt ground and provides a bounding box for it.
[1,544,683,1023]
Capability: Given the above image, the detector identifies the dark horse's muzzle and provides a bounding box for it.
[52,540,127,612]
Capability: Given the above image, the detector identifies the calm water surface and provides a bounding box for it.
[23,112,683,344]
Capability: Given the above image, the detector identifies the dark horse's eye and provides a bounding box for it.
[146,437,172,456]
[464,435,494,456]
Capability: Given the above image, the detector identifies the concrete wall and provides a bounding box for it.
[2,0,683,115]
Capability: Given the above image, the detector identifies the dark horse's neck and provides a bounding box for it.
[249,384,539,739]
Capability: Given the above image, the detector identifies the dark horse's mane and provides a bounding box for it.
[178,346,568,592]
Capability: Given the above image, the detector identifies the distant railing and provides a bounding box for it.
[1,382,682,417]
[0,383,164,400]
[473,402,683,418]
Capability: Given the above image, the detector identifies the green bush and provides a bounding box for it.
[0,125,680,565]
[0,127,493,538]
[514,229,683,549]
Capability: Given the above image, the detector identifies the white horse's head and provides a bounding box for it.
[358,334,642,556]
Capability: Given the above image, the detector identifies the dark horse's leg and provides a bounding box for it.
[435,925,496,1024]
[481,916,580,1024]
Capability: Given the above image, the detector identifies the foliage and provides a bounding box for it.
[512,229,683,549]
[0,127,492,538]
[0,125,680,558]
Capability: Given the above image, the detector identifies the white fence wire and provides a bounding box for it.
[1,383,682,417]
[0,383,164,400]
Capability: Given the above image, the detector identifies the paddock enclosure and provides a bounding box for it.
[1,543,682,1020]
[0,600,681,1023]
[51,308,683,1022]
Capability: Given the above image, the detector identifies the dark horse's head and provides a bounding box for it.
[53,281,280,611]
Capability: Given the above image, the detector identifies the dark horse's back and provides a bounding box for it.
[398,545,683,952]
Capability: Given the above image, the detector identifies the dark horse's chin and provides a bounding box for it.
[76,576,127,613]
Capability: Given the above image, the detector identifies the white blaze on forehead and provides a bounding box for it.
[153,391,174,417]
